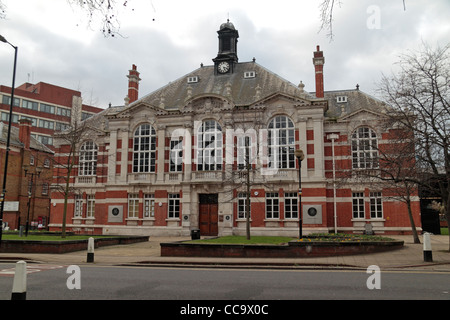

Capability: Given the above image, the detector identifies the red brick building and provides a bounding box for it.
[49,21,421,237]
[0,82,103,150]
[0,119,53,230]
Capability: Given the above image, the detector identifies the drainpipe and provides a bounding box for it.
[327,134,339,234]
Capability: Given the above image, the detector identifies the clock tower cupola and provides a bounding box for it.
[213,20,239,75]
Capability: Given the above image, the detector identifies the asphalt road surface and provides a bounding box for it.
[1,263,449,302]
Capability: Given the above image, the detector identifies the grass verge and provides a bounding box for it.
[186,236,295,245]
[187,233,396,245]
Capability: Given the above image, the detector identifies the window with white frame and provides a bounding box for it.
[352,192,365,219]
[170,139,183,172]
[41,183,49,196]
[168,194,180,218]
[144,194,155,218]
[74,195,83,217]
[284,192,298,219]
[43,158,50,168]
[197,120,222,171]
[128,194,139,218]
[37,135,53,145]
[370,192,383,218]
[266,192,279,219]
[268,116,295,169]
[238,192,250,219]
[2,95,20,107]
[352,127,379,169]
[79,141,98,176]
[40,103,55,114]
[38,119,54,130]
[237,135,255,170]
[56,107,71,118]
[133,124,156,173]
[22,99,38,111]
[21,116,37,127]
[87,195,95,218]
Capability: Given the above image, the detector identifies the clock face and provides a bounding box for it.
[218,61,230,73]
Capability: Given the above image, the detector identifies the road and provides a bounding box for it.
[1,263,449,302]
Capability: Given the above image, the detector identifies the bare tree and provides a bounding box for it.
[52,98,97,237]
[0,0,134,37]
[351,118,421,243]
[318,0,407,40]
[378,42,450,250]
[67,0,131,37]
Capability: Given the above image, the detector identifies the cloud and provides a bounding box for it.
[0,0,449,109]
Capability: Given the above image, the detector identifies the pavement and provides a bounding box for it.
[1,234,450,272]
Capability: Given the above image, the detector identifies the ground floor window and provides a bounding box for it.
[238,192,250,219]
[370,192,383,218]
[284,192,298,219]
[168,193,180,218]
[128,194,139,218]
[86,195,95,218]
[352,192,365,219]
[266,192,279,219]
[74,195,83,217]
[144,194,155,218]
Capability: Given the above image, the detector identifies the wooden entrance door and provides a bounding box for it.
[199,194,218,236]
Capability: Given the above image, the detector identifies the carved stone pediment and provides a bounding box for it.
[182,95,234,115]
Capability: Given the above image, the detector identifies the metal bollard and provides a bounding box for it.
[11,260,27,300]
[423,232,433,262]
[87,237,95,263]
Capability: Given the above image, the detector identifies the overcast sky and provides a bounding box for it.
[0,0,449,109]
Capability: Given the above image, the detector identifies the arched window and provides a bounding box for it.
[351,127,379,169]
[197,120,223,171]
[79,141,98,176]
[268,115,295,169]
[133,123,156,173]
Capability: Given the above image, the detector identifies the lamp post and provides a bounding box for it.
[24,166,42,236]
[0,35,18,244]
[295,149,304,239]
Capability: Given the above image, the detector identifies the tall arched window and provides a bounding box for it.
[268,115,295,169]
[133,123,156,173]
[197,120,223,171]
[351,127,379,169]
[79,141,98,176]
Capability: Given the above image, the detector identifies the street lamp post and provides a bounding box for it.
[24,167,42,236]
[0,35,18,244]
[295,149,304,239]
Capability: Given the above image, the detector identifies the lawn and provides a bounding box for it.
[187,235,295,245]
[187,233,396,245]
[441,228,449,235]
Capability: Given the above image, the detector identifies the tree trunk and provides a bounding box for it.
[406,198,420,244]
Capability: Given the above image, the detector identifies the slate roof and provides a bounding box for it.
[137,61,316,110]
[319,88,388,119]
[0,122,54,154]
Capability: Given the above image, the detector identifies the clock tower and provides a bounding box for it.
[213,19,239,75]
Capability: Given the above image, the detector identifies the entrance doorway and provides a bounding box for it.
[199,194,218,236]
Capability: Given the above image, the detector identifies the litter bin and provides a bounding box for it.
[191,229,200,240]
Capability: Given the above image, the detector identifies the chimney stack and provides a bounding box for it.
[18,118,32,150]
[127,64,141,104]
[313,45,325,98]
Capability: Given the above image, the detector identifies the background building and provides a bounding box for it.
[0,119,53,230]
[0,82,103,150]
[49,21,421,237]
